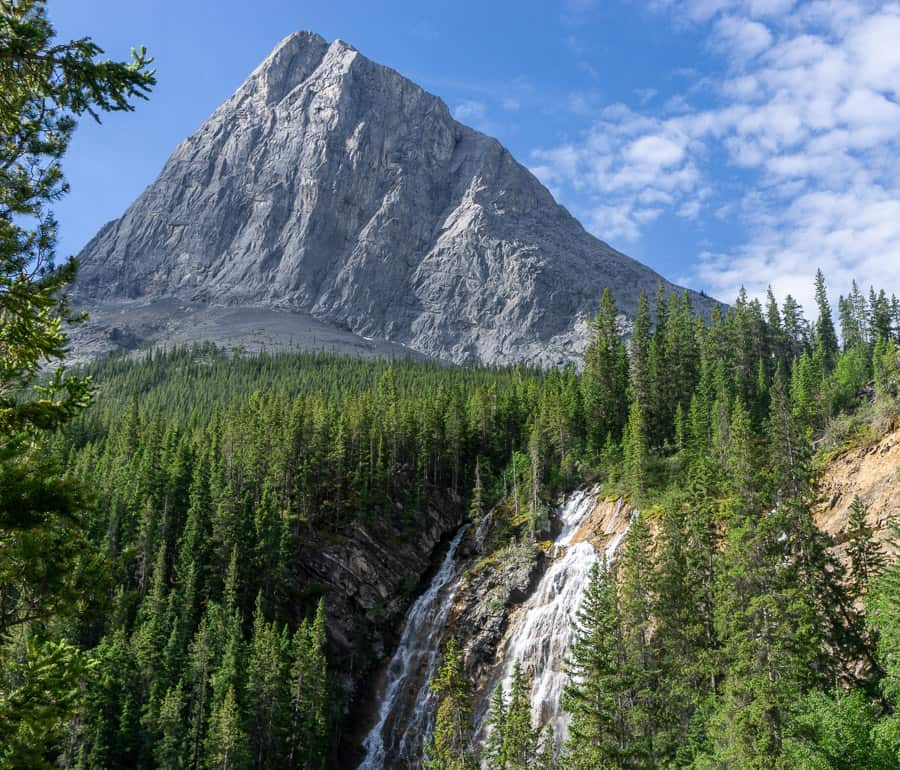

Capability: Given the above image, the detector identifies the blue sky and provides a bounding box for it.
[51,0,900,311]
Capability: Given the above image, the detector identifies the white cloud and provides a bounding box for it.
[712,15,773,62]
[453,100,487,123]
[624,134,687,168]
[533,0,900,310]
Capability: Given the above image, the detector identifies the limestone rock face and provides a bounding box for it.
[74,30,716,366]
[451,541,545,688]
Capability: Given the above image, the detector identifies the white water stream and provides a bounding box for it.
[357,526,468,770]
[479,490,630,747]
[358,489,632,769]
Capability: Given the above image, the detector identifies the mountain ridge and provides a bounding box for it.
[73,30,718,366]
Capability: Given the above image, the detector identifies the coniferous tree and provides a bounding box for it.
[618,514,657,766]
[483,683,508,769]
[845,495,887,600]
[710,396,823,768]
[0,4,153,758]
[868,522,900,720]
[204,684,249,770]
[813,269,839,372]
[582,289,629,453]
[622,401,648,495]
[629,292,652,414]
[157,681,187,770]
[781,294,810,359]
[286,599,329,770]
[562,560,627,769]
[245,593,289,770]
[483,662,543,770]
[425,637,476,770]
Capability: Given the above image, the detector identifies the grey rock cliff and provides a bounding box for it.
[75,30,717,366]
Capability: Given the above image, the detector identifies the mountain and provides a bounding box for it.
[72,31,717,365]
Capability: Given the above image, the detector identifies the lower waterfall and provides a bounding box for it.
[357,526,468,770]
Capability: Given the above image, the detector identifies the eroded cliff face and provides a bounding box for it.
[816,424,900,562]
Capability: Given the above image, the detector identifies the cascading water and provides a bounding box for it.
[358,489,632,769]
[478,490,631,748]
[358,525,468,770]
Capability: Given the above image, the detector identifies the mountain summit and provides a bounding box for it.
[74,31,715,365]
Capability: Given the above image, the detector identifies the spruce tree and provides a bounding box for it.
[425,636,476,770]
[245,593,290,770]
[623,401,648,495]
[582,289,629,453]
[204,684,249,770]
[618,513,657,766]
[483,683,508,769]
[868,521,900,712]
[157,681,187,770]
[562,560,627,769]
[0,3,153,756]
[813,269,839,372]
[845,495,886,600]
[711,397,821,768]
[287,599,329,770]
[484,662,542,770]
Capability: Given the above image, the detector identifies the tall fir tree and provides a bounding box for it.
[813,269,839,373]
[425,637,476,770]
[582,289,629,454]
[562,560,628,769]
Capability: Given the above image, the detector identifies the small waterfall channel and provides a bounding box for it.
[357,525,468,770]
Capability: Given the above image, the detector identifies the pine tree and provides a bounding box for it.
[870,288,894,343]
[245,593,290,770]
[618,513,657,766]
[0,5,154,756]
[629,292,652,414]
[765,286,787,371]
[710,397,821,768]
[204,685,249,770]
[469,458,485,521]
[582,289,629,453]
[868,521,900,711]
[426,637,476,770]
[622,401,648,495]
[845,495,886,600]
[157,681,187,770]
[562,560,627,769]
[483,662,542,770]
[287,599,329,770]
[651,500,719,765]
[483,683,508,769]
[813,269,839,372]
[781,294,810,359]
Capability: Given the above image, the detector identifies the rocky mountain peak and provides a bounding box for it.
[72,31,718,366]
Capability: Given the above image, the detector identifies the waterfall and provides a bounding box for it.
[479,489,631,748]
[358,525,468,770]
[358,489,632,769]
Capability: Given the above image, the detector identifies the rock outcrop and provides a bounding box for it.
[295,481,465,710]
[816,424,900,562]
[73,30,718,366]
